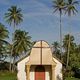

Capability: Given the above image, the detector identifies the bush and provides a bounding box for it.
[0,62,9,70]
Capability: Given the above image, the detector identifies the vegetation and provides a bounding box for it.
[0,23,9,62]
[52,34,80,79]
[5,6,23,72]
[52,0,79,79]
[65,0,79,68]
[52,0,66,58]
[0,0,80,80]
[5,6,23,29]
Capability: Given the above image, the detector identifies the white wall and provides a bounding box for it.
[17,56,29,80]
[17,56,62,80]
[53,57,63,80]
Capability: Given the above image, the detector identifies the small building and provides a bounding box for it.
[17,40,63,80]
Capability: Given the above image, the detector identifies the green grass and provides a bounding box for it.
[0,71,17,80]
[65,77,80,80]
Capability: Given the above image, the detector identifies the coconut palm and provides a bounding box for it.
[12,30,32,70]
[52,0,66,59]
[5,6,23,71]
[5,6,23,29]
[65,0,79,68]
[13,30,32,54]
[63,34,76,66]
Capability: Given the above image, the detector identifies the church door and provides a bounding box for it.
[35,65,45,80]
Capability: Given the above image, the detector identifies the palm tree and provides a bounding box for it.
[12,30,32,70]
[0,23,9,61]
[63,34,76,65]
[52,0,66,59]
[4,6,23,71]
[5,6,23,29]
[13,30,32,54]
[0,23,9,39]
[65,0,79,68]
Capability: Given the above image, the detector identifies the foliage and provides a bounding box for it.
[0,23,9,39]
[52,0,66,59]
[4,5,23,72]
[52,41,61,59]
[13,29,32,56]
[5,6,23,28]
[62,34,76,64]
[62,34,80,79]
[52,0,66,14]
[0,23,9,61]
[65,0,79,16]
[53,34,80,79]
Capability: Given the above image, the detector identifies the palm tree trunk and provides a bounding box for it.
[66,17,71,68]
[66,34,70,68]
[9,22,16,72]
[12,56,16,72]
[9,44,14,72]
[12,22,16,72]
[59,10,62,60]
[9,54,12,71]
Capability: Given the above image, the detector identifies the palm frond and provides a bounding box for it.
[5,6,23,28]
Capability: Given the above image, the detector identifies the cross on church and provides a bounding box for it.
[33,40,51,64]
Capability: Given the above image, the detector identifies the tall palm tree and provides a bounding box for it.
[63,34,75,64]
[65,0,79,68]
[4,6,23,71]
[52,0,66,59]
[12,30,32,70]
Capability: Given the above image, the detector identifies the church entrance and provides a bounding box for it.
[35,65,45,80]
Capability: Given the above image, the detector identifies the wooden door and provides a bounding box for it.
[35,65,45,80]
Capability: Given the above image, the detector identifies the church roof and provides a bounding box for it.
[17,40,62,65]
[28,40,56,65]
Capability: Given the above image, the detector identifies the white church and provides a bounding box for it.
[17,40,63,80]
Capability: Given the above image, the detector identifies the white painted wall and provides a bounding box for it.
[17,56,29,80]
[53,57,63,80]
[17,56,62,80]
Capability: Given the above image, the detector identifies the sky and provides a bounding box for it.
[0,0,80,44]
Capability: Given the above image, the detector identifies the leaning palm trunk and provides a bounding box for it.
[10,22,16,72]
[12,56,16,72]
[9,53,12,71]
[66,17,71,68]
[12,23,16,72]
[66,34,70,68]
[9,40,14,72]
[59,10,62,60]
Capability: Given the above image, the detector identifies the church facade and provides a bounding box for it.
[17,40,63,80]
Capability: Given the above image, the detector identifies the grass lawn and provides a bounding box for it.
[65,77,80,80]
[0,71,17,80]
